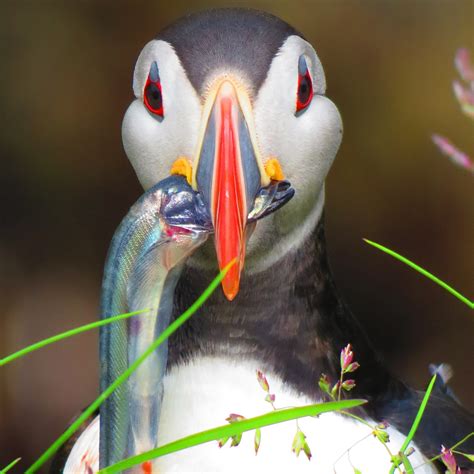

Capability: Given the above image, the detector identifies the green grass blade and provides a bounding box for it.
[412,432,474,470]
[99,399,367,474]
[0,458,21,473]
[364,239,473,309]
[25,261,234,474]
[0,309,151,367]
[401,373,437,455]
[400,453,414,473]
[454,451,474,462]
[390,374,437,474]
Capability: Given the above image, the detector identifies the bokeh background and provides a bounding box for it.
[0,0,473,471]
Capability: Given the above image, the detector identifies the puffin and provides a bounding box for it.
[56,8,474,474]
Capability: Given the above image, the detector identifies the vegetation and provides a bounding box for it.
[1,239,472,472]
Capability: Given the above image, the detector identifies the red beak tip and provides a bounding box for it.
[224,290,237,302]
[221,272,240,301]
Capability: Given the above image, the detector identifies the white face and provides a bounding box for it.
[122,40,202,190]
[122,35,343,273]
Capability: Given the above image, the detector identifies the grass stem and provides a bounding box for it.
[0,309,151,367]
[0,458,21,474]
[99,399,366,473]
[25,261,235,474]
[364,239,473,309]
[389,374,437,474]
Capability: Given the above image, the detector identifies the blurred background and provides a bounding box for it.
[0,0,472,471]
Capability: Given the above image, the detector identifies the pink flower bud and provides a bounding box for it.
[346,362,360,373]
[292,428,312,460]
[342,379,356,391]
[254,428,261,455]
[265,393,276,404]
[318,374,330,394]
[218,436,229,448]
[302,441,312,460]
[432,134,473,171]
[405,447,415,457]
[230,433,242,447]
[331,381,340,399]
[256,369,270,392]
[340,344,354,371]
[455,48,474,82]
[226,413,245,423]
[441,445,458,474]
[453,80,474,118]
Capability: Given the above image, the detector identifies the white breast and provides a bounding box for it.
[65,356,436,473]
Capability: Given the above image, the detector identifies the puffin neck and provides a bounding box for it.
[170,214,405,405]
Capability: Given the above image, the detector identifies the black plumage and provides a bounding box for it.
[158,9,301,98]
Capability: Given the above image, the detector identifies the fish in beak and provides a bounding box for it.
[192,80,272,301]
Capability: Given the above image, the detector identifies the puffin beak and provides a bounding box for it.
[193,80,269,301]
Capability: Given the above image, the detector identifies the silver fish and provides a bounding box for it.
[99,176,294,470]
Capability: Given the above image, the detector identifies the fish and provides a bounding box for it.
[98,175,294,470]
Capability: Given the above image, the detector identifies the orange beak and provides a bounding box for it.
[194,80,268,300]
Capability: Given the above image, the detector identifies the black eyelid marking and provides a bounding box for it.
[149,61,160,82]
[298,55,308,76]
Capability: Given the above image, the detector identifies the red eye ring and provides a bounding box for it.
[296,56,314,114]
[143,61,164,117]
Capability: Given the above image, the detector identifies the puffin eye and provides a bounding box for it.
[144,61,164,117]
[296,55,314,114]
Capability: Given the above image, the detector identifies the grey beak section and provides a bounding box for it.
[195,109,215,215]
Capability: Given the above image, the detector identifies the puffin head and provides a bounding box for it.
[122,9,343,300]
